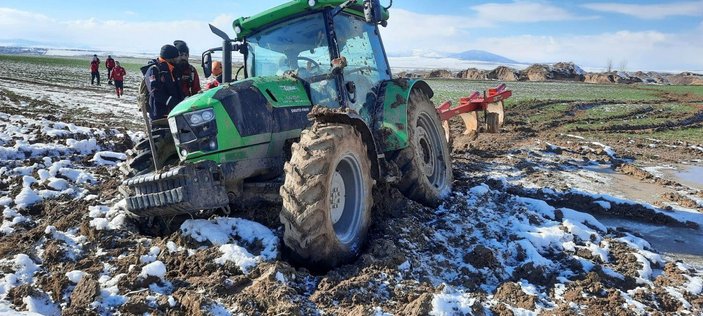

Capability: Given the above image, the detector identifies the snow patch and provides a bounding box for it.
[65,270,85,284]
[139,261,167,280]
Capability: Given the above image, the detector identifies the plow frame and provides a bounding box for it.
[435,83,512,141]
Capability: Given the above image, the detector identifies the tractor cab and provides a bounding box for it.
[203,0,391,114]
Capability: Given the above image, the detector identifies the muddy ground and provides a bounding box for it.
[0,57,702,315]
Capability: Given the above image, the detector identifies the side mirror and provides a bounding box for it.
[364,0,382,24]
[202,52,212,78]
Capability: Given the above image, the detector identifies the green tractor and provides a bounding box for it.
[123,0,452,268]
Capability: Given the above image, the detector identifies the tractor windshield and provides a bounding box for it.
[246,13,339,107]
[246,13,332,77]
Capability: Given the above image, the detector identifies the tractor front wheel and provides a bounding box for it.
[121,123,178,177]
[280,123,373,269]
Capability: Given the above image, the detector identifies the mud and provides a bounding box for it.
[1,59,703,315]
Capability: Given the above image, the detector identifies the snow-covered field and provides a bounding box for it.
[0,57,702,315]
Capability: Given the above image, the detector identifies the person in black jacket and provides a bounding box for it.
[142,45,184,120]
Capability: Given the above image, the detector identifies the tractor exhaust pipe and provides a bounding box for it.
[209,24,233,83]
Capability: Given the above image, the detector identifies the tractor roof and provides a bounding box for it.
[232,0,389,40]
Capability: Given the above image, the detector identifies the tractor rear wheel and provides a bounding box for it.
[393,89,453,207]
[280,123,373,269]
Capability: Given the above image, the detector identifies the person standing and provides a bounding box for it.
[204,60,222,90]
[105,55,116,85]
[143,44,185,120]
[110,61,126,98]
[172,40,201,97]
[90,54,101,85]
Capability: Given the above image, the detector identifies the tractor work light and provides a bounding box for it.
[184,108,215,126]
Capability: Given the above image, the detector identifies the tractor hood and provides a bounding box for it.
[232,0,389,40]
[169,76,311,118]
[167,76,313,163]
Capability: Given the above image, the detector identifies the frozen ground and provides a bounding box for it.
[0,58,702,315]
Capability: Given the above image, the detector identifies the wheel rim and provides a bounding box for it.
[329,153,364,245]
[415,112,448,189]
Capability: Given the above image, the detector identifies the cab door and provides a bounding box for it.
[333,13,392,120]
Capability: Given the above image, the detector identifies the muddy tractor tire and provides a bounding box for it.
[392,89,453,207]
[122,123,178,177]
[280,123,373,268]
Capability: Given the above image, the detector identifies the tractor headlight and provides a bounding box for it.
[184,108,215,126]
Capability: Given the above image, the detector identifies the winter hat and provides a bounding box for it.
[173,40,189,55]
[160,44,179,59]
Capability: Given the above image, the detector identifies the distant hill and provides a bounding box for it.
[447,50,519,64]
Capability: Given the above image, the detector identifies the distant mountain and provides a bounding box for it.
[447,50,519,64]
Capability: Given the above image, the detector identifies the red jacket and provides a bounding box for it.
[176,64,201,97]
[105,58,115,69]
[90,60,99,72]
[110,66,126,81]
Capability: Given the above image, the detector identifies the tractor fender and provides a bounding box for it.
[308,106,381,181]
[375,79,434,152]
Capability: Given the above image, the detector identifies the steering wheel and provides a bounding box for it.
[296,56,321,72]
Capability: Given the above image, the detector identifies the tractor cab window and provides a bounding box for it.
[333,13,391,113]
[246,13,339,107]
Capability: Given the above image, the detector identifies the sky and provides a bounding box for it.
[0,0,702,72]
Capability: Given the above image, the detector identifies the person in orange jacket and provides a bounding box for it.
[144,45,185,120]
[110,61,126,98]
[204,60,222,90]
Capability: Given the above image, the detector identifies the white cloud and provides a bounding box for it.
[0,7,235,55]
[382,9,481,54]
[467,31,703,72]
[379,5,702,72]
[381,2,593,55]
[582,1,703,19]
[471,1,591,23]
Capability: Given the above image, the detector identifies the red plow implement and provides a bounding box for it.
[435,83,512,141]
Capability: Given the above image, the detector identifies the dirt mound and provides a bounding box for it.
[494,282,537,309]
[456,68,487,80]
[396,71,422,79]
[426,69,454,79]
[487,66,518,81]
[584,72,644,84]
[551,62,586,81]
[520,64,550,81]
[667,72,703,85]
[585,73,616,84]
[632,71,670,84]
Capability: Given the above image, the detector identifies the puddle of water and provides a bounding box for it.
[671,165,703,190]
[596,216,703,270]
[583,164,675,205]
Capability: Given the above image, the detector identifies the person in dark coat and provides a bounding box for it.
[105,55,116,85]
[173,40,201,97]
[143,45,185,120]
[90,54,100,85]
